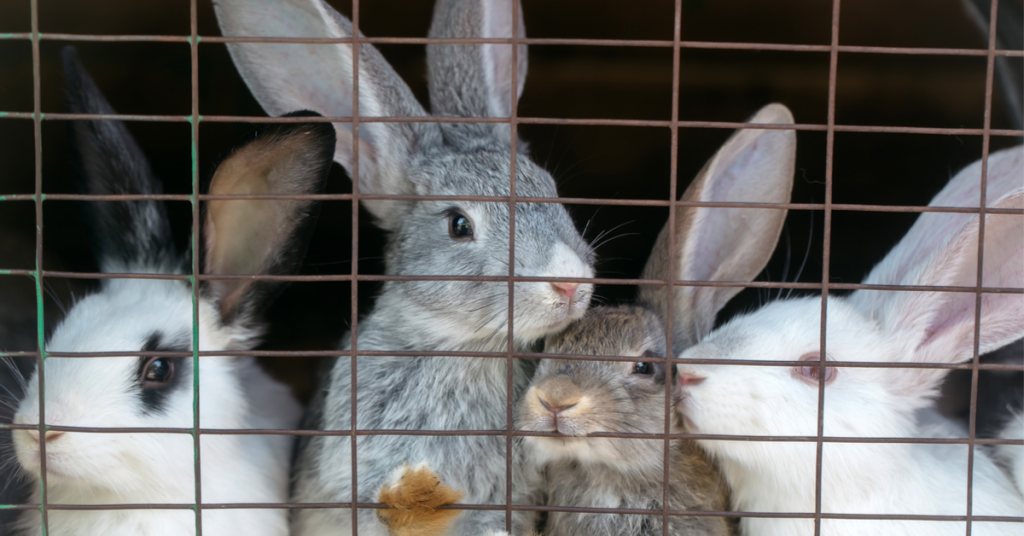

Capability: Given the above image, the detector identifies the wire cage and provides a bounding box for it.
[0,0,1022,535]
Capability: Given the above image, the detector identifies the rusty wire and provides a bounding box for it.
[1,0,1023,534]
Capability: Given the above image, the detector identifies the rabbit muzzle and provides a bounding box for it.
[520,381,596,438]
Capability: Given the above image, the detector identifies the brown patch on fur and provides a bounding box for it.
[377,464,464,536]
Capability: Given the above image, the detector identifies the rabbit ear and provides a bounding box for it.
[200,111,335,328]
[427,0,527,147]
[213,0,441,228]
[853,189,1024,399]
[638,104,796,349]
[853,146,1024,298]
[62,46,175,273]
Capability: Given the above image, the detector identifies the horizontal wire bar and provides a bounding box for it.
[18,271,1024,296]
[0,501,1019,522]
[3,194,1023,217]
[1,31,1022,58]
[2,422,1021,445]
[18,349,1024,373]
[1,112,1022,137]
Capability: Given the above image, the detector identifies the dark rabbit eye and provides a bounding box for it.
[141,357,175,386]
[633,362,653,375]
[793,352,836,386]
[447,211,474,240]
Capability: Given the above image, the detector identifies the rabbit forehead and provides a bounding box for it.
[544,305,663,356]
[702,297,886,362]
[46,278,195,353]
[411,148,558,197]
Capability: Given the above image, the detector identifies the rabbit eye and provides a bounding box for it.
[141,357,175,386]
[794,352,836,386]
[447,210,474,240]
[633,362,653,375]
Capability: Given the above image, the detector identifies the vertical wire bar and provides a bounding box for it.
[964,1,1000,534]
[350,1,362,533]
[815,0,842,534]
[662,0,683,534]
[189,1,203,533]
[505,1,520,531]
[29,0,49,532]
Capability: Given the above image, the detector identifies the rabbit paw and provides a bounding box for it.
[377,462,464,536]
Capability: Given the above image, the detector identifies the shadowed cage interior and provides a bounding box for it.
[0,0,1021,534]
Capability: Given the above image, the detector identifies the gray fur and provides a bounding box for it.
[211,1,595,534]
[518,308,731,536]
[427,0,528,148]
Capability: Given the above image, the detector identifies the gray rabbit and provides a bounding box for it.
[375,104,797,536]
[212,1,595,535]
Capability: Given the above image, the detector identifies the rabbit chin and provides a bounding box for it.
[526,436,633,468]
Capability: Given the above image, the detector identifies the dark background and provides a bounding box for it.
[0,0,1021,527]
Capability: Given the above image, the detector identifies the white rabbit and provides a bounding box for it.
[212,1,596,534]
[7,48,334,536]
[673,146,1024,536]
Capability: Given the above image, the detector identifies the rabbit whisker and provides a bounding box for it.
[786,210,815,300]
[777,222,792,302]
[591,231,640,252]
[42,280,68,317]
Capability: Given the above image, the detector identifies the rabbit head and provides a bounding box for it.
[213,0,595,348]
[520,305,672,470]
[10,48,333,497]
[517,104,797,471]
[674,146,1024,468]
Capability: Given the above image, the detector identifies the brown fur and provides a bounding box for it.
[377,464,465,536]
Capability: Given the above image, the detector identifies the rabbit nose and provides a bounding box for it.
[539,398,578,415]
[678,372,706,386]
[550,282,579,300]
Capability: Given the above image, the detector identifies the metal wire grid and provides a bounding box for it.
[0,0,1022,535]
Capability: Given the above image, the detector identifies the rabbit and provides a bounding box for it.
[212,1,596,534]
[5,47,335,536]
[374,103,798,536]
[672,145,1024,536]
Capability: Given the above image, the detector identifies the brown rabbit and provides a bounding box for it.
[376,103,797,535]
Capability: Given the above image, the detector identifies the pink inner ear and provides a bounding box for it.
[860,147,1024,291]
[901,192,1024,366]
[479,0,526,118]
[685,137,767,282]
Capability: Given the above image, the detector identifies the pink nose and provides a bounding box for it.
[540,399,578,415]
[678,373,706,386]
[550,282,579,299]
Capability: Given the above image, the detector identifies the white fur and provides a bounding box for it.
[674,153,1024,536]
[995,413,1024,495]
[11,278,301,536]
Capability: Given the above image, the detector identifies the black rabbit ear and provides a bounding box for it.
[200,111,335,328]
[62,46,175,272]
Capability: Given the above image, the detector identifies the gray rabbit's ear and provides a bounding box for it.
[200,111,335,329]
[213,0,441,228]
[427,0,527,147]
[62,46,175,273]
[638,104,796,350]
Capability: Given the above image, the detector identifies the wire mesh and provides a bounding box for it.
[0,0,1022,535]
